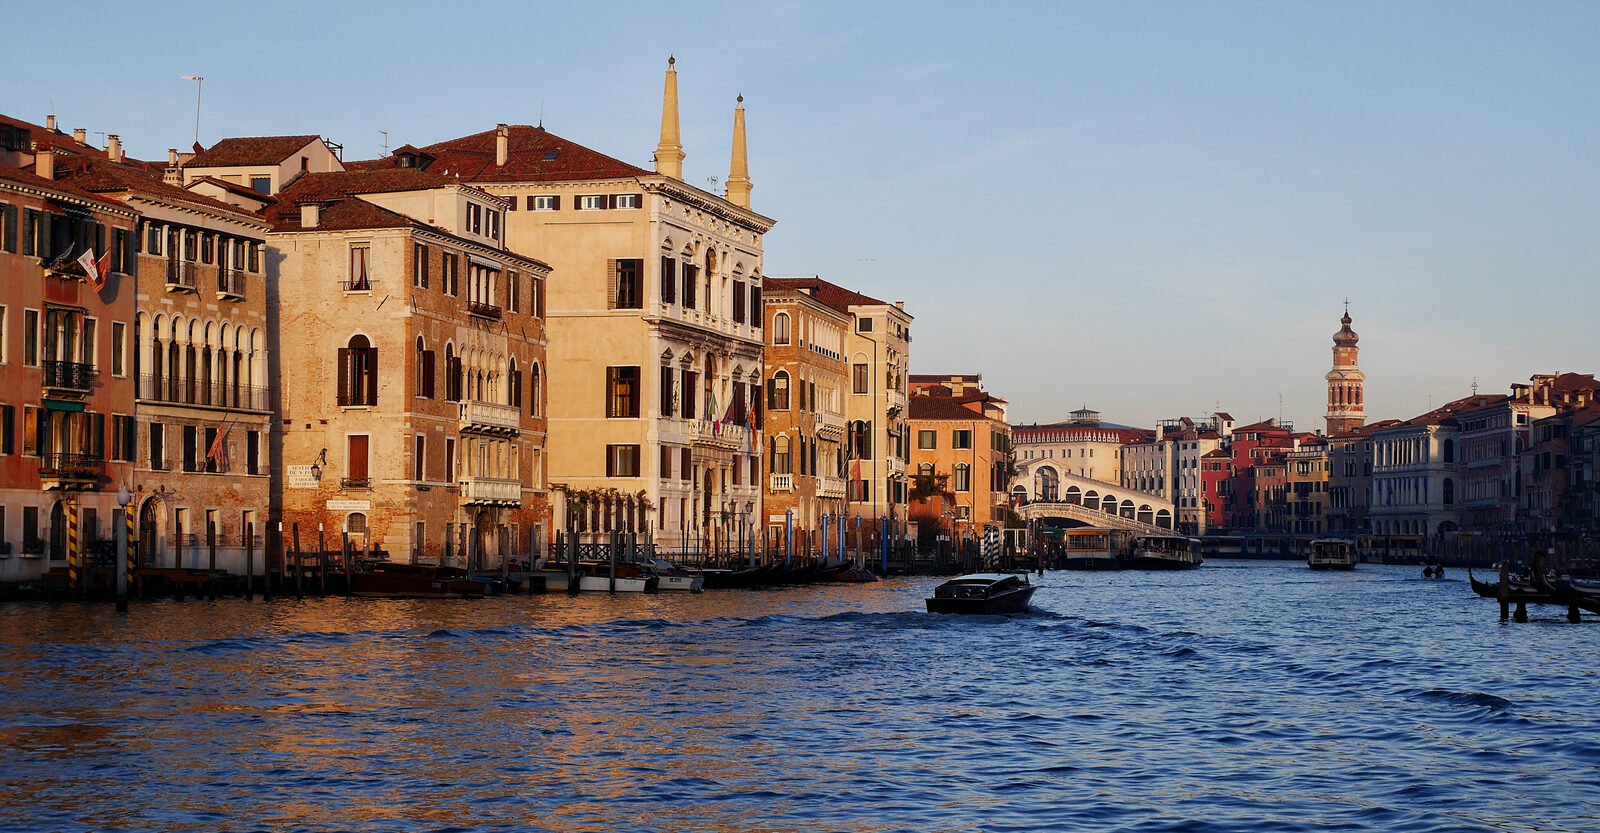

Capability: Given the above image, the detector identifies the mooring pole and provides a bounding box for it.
[115,488,131,613]
[567,525,579,594]
[206,520,218,600]
[608,530,618,593]
[292,522,304,600]
[342,531,352,597]
[317,524,327,597]
[245,522,255,601]
[1498,561,1510,622]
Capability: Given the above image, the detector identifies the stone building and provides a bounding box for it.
[760,278,851,546]
[1014,409,1148,499]
[0,124,139,582]
[1284,438,1330,535]
[265,168,550,565]
[1325,419,1399,536]
[907,377,1011,549]
[1455,373,1598,533]
[1325,306,1366,436]
[351,60,772,553]
[1120,414,1229,535]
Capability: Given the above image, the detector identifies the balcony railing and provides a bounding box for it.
[468,301,503,321]
[886,388,907,414]
[42,361,97,395]
[769,473,794,492]
[886,456,906,477]
[138,374,271,411]
[216,268,246,300]
[39,452,103,483]
[341,477,371,490]
[336,390,376,407]
[815,411,846,439]
[340,278,372,292]
[166,260,198,292]
[460,400,521,435]
[817,476,847,499]
[461,476,521,505]
[691,420,748,451]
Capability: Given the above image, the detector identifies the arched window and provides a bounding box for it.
[772,312,791,345]
[918,462,934,477]
[1443,478,1454,506]
[768,370,790,410]
[444,344,461,402]
[770,434,791,475]
[509,358,522,409]
[416,336,434,399]
[954,463,971,492]
[339,335,378,406]
[529,363,542,417]
[347,512,368,534]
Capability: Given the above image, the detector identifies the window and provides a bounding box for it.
[852,363,868,394]
[506,270,520,312]
[606,444,641,477]
[532,278,544,319]
[24,309,38,366]
[0,305,6,363]
[347,244,371,291]
[111,415,135,461]
[770,435,792,475]
[442,253,459,296]
[200,233,214,264]
[856,316,873,333]
[610,259,642,309]
[338,335,378,406]
[660,366,675,417]
[613,194,640,209]
[183,425,198,472]
[246,430,260,475]
[250,176,271,194]
[918,430,936,450]
[952,464,968,492]
[530,195,558,211]
[953,430,973,450]
[150,422,165,469]
[682,263,698,309]
[772,312,791,345]
[445,437,456,483]
[578,195,606,210]
[681,370,697,419]
[110,322,125,376]
[607,366,640,418]
[0,202,14,253]
[529,364,541,417]
[680,448,692,482]
[413,243,429,288]
[733,281,746,324]
[347,435,370,485]
[467,203,483,234]
[750,285,762,328]
[0,404,12,454]
[444,345,461,401]
[768,371,790,410]
[416,337,435,399]
[414,435,426,481]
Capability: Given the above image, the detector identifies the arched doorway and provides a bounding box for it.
[473,509,494,570]
[139,498,162,567]
[49,501,67,562]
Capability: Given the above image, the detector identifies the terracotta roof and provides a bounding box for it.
[1232,420,1292,434]
[1213,412,1234,421]
[0,113,107,158]
[910,396,999,422]
[1328,419,1404,439]
[1572,403,1600,429]
[186,135,321,168]
[190,175,278,204]
[56,158,263,222]
[764,276,889,312]
[0,163,129,211]
[350,125,650,183]
[266,170,457,232]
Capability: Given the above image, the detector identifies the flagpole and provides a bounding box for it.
[181,75,204,146]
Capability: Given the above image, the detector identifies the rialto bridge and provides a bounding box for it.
[1011,463,1176,534]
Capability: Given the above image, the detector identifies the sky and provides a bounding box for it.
[10,1,1597,429]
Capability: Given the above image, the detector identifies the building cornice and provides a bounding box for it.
[639,176,775,234]
[125,194,270,232]
[0,179,138,219]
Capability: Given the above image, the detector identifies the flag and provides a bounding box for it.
[206,422,232,471]
[78,249,100,286]
[46,241,77,269]
[96,249,112,286]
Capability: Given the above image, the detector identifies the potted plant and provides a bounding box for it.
[22,538,46,556]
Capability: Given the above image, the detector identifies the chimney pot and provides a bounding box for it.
[300,203,321,229]
[46,114,56,131]
[495,123,509,167]
[32,142,53,180]
[73,127,87,144]
[168,148,179,166]
[107,135,122,162]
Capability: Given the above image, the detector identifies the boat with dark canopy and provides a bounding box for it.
[925,573,1037,615]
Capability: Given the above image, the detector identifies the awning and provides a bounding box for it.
[43,400,85,412]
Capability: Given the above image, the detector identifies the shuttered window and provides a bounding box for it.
[605,444,640,477]
[682,264,698,309]
[733,281,746,324]
[660,365,675,417]
[660,256,676,304]
[609,259,642,309]
[337,335,378,406]
[607,366,640,418]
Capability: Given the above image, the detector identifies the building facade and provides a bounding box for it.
[1325,307,1366,436]
[908,376,1010,547]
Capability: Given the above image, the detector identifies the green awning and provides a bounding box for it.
[43,400,85,412]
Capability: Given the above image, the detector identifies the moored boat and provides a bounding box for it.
[1307,538,1357,570]
[1062,528,1128,570]
[646,559,705,592]
[1126,535,1203,570]
[348,561,491,598]
[925,573,1037,615]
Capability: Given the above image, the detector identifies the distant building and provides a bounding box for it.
[1284,438,1330,535]
[1326,420,1400,536]
[1325,306,1366,436]
[908,375,1010,549]
[1455,373,1599,533]
[1120,414,1229,534]
[1012,409,1148,494]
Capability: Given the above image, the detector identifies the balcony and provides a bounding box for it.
[886,388,907,414]
[691,420,748,452]
[769,473,794,492]
[166,260,198,292]
[216,267,246,301]
[460,400,521,436]
[42,361,97,396]
[886,456,906,477]
[39,452,103,490]
[139,375,271,411]
[461,476,521,506]
[815,411,846,440]
[340,477,371,490]
[468,300,503,321]
[817,476,847,499]
[340,278,373,293]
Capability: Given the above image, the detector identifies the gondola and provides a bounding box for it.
[1467,569,1556,603]
[1530,566,1600,615]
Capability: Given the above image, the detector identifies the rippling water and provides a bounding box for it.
[1,561,1597,832]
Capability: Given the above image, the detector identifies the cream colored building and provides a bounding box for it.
[263,168,550,564]
[843,289,912,543]
[355,60,773,552]
[181,135,344,196]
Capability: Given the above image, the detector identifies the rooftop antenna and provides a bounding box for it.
[706,175,719,193]
[180,75,204,145]
[1278,393,1283,425]
[538,99,544,130]
[379,130,388,155]
[1471,377,1479,396]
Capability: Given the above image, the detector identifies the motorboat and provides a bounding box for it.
[1061,528,1128,570]
[347,561,491,598]
[646,558,705,592]
[1126,535,1203,570]
[1307,538,1358,570]
[925,573,1037,615]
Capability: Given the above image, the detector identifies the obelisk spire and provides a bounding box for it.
[725,94,752,208]
[654,55,685,180]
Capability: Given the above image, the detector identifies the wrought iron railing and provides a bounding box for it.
[217,268,246,298]
[468,301,503,320]
[39,452,103,480]
[42,360,97,393]
[138,374,270,411]
[340,279,372,292]
[166,260,198,291]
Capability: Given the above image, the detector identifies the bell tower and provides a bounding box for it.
[1325,302,1365,435]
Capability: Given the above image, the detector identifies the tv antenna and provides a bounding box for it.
[180,75,204,145]
[379,130,389,155]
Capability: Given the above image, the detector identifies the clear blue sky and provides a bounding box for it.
[13,1,1597,429]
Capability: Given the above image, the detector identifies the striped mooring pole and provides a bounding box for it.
[126,502,138,600]
[67,498,80,598]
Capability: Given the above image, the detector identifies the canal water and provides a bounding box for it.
[1,561,1596,833]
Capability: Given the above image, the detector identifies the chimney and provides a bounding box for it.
[495,124,509,167]
[33,142,53,180]
[73,127,87,144]
[45,114,56,131]
[107,135,122,163]
[168,148,179,166]
[300,203,320,228]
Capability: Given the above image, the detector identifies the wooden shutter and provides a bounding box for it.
[364,347,378,405]
[422,350,436,398]
[660,256,676,304]
[92,412,106,459]
[551,195,561,210]
[660,445,672,479]
[681,448,691,481]
[23,406,37,455]
[605,445,615,477]
[336,347,351,403]
[750,286,762,327]
[660,365,674,417]
[733,281,745,323]
[121,415,136,461]
[349,435,369,479]
[2,205,15,253]
[606,260,618,309]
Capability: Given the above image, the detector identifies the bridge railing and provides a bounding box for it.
[1018,500,1170,535]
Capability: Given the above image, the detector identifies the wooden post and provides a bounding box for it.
[1498,561,1510,622]
[567,524,579,594]
[292,522,304,600]
[317,524,327,597]
[342,531,352,597]
[263,523,275,602]
[206,520,218,600]
[67,497,81,599]
[245,522,255,601]
[608,530,618,593]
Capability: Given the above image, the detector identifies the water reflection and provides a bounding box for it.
[1,568,1598,832]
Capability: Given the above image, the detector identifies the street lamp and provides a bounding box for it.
[115,485,132,613]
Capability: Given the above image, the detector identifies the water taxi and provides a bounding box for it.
[1307,538,1358,570]
[1126,535,1203,570]
[1062,528,1128,570]
[925,573,1037,615]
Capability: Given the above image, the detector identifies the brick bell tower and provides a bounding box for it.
[1325,302,1366,435]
